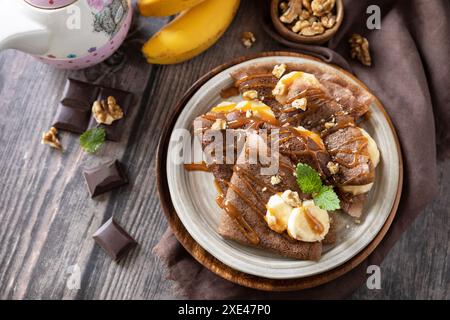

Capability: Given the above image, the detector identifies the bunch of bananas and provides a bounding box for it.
[139,0,241,64]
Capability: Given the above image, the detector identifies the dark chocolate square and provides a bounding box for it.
[83,159,128,197]
[53,103,91,134]
[93,217,137,261]
[61,79,99,110]
[87,87,133,141]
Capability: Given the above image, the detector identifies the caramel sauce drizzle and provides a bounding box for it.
[235,73,275,86]
[280,89,335,126]
[183,162,209,172]
[304,209,325,235]
[225,179,265,216]
[223,200,260,245]
[214,163,290,245]
[220,86,240,99]
[200,113,222,122]
[276,126,327,176]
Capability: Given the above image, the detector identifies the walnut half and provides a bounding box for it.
[311,0,335,17]
[349,34,372,67]
[92,96,124,125]
[41,127,62,150]
[241,31,256,48]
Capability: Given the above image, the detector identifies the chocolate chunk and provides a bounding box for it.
[83,160,128,197]
[53,103,91,134]
[61,79,99,110]
[93,217,137,261]
[88,87,133,141]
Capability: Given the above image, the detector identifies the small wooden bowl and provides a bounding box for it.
[270,0,344,45]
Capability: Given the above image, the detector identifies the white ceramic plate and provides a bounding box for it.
[166,56,401,279]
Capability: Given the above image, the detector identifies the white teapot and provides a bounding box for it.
[0,0,132,69]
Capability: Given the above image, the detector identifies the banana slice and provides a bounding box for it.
[265,193,295,233]
[287,200,330,242]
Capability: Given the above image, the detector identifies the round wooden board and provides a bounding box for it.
[156,51,403,291]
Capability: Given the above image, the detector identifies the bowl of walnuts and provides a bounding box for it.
[270,0,344,45]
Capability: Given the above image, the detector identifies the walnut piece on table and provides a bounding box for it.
[41,127,62,150]
[349,33,372,67]
[241,31,256,48]
[92,96,124,125]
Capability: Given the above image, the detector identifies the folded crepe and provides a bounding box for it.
[230,61,374,129]
[193,108,274,194]
[323,123,380,217]
[217,134,324,261]
[230,63,282,111]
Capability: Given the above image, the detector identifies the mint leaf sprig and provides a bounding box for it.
[295,163,340,211]
[79,127,106,154]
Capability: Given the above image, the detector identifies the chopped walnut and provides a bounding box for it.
[300,9,311,19]
[279,1,288,12]
[272,63,287,79]
[272,82,287,97]
[311,0,335,16]
[292,20,310,33]
[320,12,336,28]
[41,127,62,150]
[211,118,227,130]
[241,31,256,48]
[291,97,307,110]
[92,96,124,125]
[327,161,339,174]
[280,0,303,24]
[302,0,312,12]
[281,190,302,206]
[300,22,324,36]
[308,15,319,24]
[242,89,258,100]
[270,175,282,185]
[324,121,335,129]
[349,34,371,66]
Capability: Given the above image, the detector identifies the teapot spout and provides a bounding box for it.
[0,1,50,55]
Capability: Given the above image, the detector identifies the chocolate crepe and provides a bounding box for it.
[217,133,324,261]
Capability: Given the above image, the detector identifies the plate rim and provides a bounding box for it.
[156,51,403,291]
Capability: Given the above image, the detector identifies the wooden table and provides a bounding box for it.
[0,0,448,300]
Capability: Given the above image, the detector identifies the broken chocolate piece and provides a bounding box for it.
[93,217,137,261]
[83,159,128,197]
[53,103,91,134]
[61,78,99,110]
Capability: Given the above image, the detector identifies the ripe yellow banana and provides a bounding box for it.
[138,0,206,17]
[142,0,240,64]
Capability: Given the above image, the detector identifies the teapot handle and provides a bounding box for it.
[0,1,50,54]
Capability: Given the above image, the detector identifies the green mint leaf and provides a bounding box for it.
[79,127,106,154]
[313,186,341,211]
[295,163,323,194]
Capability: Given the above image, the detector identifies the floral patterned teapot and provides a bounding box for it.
[0,0,132,69]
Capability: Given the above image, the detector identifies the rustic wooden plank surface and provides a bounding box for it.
[0,0,448,300]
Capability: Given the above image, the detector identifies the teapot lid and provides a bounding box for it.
[24,0,77,9]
